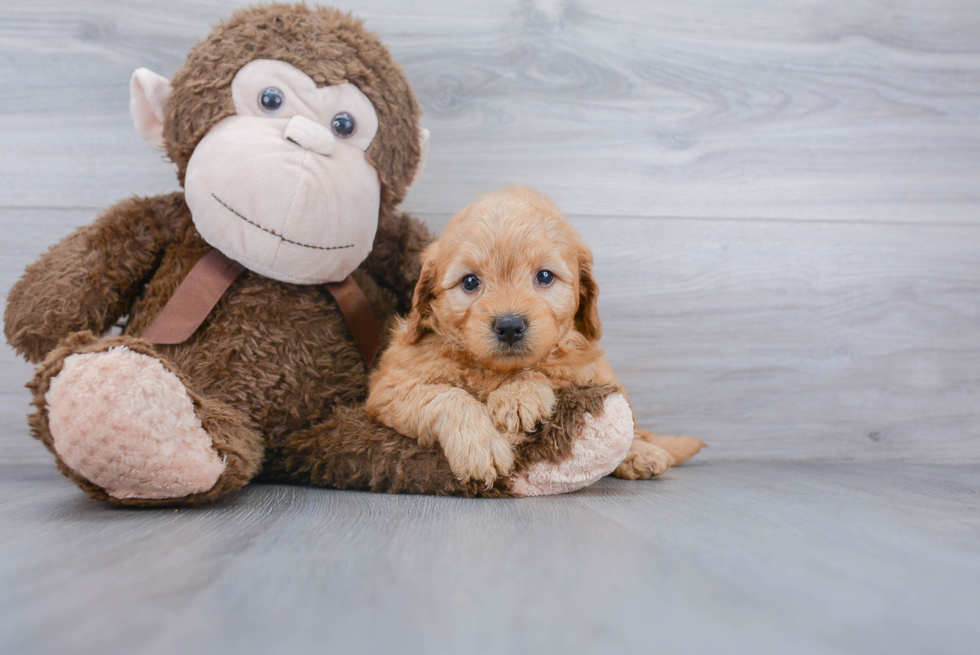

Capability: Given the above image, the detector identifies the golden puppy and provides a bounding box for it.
[367,186,705,486]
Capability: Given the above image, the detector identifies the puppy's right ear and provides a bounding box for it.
[575,247,602,342]
[406,246,439,343]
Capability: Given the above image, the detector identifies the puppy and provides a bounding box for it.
[367,186,705,486]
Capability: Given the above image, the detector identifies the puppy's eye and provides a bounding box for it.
[461,274,481,292]
[535,270,555,286]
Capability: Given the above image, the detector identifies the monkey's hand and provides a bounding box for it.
[4,194,183,363]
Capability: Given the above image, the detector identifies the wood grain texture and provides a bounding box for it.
[582,215,980,462]
[1,462,978,655]
[1,0,979,221]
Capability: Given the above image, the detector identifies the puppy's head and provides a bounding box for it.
[407,186,600,372]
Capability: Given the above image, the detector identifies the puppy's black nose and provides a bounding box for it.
[493,314,527,345]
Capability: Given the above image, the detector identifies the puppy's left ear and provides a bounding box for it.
[406,245,439,343]
[575,247,602,341]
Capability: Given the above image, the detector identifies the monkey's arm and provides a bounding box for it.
[4,193,185,363]
[362,210,435,313]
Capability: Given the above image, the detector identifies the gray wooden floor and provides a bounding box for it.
[2,1,980,653]
[2,461,979,655]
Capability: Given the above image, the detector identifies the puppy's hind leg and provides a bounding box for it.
[592,357,706,476]
[612,438,675,480]
[635,429,706,465]
[612,429,707,479]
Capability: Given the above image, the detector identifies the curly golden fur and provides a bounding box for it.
[367,187,706,486]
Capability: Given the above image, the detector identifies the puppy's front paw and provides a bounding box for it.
[612,439,675,480]
[487,381,556,436]
[440,406,516,487]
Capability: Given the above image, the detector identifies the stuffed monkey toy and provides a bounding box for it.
[3,4,636,505]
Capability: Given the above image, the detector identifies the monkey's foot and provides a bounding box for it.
[45,345,225,500]
[509,393,633,497]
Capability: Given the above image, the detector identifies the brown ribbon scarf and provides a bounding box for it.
[141,249,381,368]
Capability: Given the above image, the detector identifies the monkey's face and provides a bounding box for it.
[183,60,382,284]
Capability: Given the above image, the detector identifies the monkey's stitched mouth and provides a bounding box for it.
[211,193,355,251]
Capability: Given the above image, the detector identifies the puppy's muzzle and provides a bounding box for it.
[493,314,527,346]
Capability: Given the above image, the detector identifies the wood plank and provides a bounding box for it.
[1,0,979,221]
[3,208,978,463]
[0,461,977,654]
[574,214,980,463]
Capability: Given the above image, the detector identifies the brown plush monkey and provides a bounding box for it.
[3,4,635,506]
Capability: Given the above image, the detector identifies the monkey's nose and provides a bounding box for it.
[493,314,528,346]
[283,115,335,156]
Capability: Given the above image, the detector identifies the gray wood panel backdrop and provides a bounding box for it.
[2,0,978,465]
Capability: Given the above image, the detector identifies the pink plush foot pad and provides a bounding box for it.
[509,393,633,497]
[45,346,225,499]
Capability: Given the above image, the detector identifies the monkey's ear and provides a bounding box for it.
[129,68,172,151]
[406,128,430,193]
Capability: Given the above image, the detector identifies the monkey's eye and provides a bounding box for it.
[259,87,285,114]
[535,270,556,286]
[461,274,481,293]
[331,112,356,138]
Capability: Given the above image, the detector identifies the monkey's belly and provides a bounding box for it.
[133,271,394,445]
